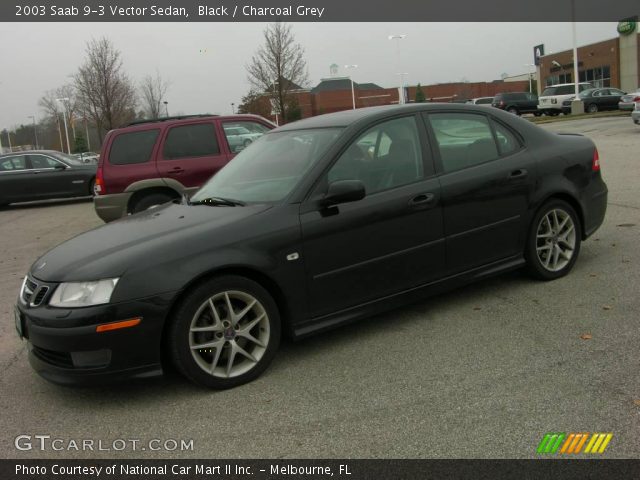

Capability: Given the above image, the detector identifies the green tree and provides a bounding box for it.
[415,83,426,103]
[73,134,88,153]
[237,89,272,118]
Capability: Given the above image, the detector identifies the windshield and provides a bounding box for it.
[191,128,343,204]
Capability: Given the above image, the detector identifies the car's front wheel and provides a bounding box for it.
[587,103,598,113]
[526,200,581,280]
[507,107,519,115]
[169,275,281,389]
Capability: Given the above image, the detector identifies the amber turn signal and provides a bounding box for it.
[96,317,142,333]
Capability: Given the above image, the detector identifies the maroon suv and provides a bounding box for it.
[94,114,274,222]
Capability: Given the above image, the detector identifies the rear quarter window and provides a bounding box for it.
[109,130,159,165]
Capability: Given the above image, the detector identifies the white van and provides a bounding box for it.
[538,83,593,115]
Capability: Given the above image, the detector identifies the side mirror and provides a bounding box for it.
[321,180,365,207]
[54,164,67,170]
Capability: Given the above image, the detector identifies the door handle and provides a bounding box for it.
[408,193,436,206]
[508,169,528,180]
[169,167,185,174]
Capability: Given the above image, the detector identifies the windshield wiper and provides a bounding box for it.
[189,196,245,207]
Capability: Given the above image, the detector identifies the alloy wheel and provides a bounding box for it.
[535,208,576,272]
[189,290,270,378]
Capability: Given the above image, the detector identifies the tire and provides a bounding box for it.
[507,107,519,115]
[525,199,581,281]
[131,192,174,214]
[168,275,281,389]
[88,178,96,197]
[534,112,542,117]
[243,139,252,147]
[587,103,598,113]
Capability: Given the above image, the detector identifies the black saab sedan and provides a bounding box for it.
[0,150,96,206]
[16,104,608,389]
[560,87,626,114]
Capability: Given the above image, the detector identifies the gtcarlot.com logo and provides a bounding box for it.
[537,432,613,454]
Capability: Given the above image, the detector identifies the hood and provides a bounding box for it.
[31,202,271,282]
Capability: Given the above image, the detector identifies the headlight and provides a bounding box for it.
[49,278,119,308]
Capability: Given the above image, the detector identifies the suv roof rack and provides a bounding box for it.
[124,114,218,127]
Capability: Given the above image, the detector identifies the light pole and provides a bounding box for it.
[163,101,169,117]
[272,79,279,126]
[344,65,358,109]
[524,64,535,93]
[56,98,71,153]
[397,73,409,104]
[28,115,39,149]
[6,129,12,152]
[231,102,235,114]
[388,34,407,104]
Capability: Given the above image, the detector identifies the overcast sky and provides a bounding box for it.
[0,22,619,129]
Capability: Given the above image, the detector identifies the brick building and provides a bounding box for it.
[536,20,639,92]
[257,76,530,124]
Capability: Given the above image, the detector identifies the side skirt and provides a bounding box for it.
[292,255,526,339]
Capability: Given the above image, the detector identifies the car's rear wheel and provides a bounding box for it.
[243,139,252,147]
[168,275,281,389]
[534,112,542,117]
[131,192,175,214]
[507,107,519,115]
[526,200,581,280]
[88,178,96,197]
[587,103,598,113]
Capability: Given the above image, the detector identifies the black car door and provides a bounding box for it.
[0,154,32,203]
[300,115,445,318]
[424,111,537,274]
[27,154,86,199]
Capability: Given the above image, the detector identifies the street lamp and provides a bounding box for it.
[388,34,407,104]
[524,64,535,93]
[397,73,409,105]
[344,65,358,109]
[56,98,71,154]
[272,79,279,126]
[231,102,235,114]
[5,129,13,152]
[28,115,39,149]
[163,101,169,117]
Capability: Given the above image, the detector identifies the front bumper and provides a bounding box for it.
[15,290,176,385]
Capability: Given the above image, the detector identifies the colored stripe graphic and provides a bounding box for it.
[537,433,565,454]
[539,433,613,454]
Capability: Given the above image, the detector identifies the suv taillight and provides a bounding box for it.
[95,165,105,194]
[592,148,600,172]
[499,100,505,107]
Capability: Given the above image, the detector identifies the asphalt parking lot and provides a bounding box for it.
[0,116,638,459]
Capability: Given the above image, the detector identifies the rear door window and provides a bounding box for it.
[0,156,27,171]
[29,155,60,169]
[109,130,159,165]
[428,113,499,173]
[163,123,219,160]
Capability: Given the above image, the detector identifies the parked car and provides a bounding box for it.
[466,97,494,105]
[74,152,100,164]
[93,114,274,222]
[491,92,540,116]
[560,88,626,114]
[222,124,265,151]
[0,150,96,206]
[618,90,640,111]
[16,104,607,389]
[538,83,593,115]
[632,100,640,125]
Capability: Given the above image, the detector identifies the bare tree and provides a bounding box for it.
[74,37,137,143]
[140,71,170,119]
[38,85,79,152]
[246,22,308,123]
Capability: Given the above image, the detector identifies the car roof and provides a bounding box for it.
[115,114,275,132]
[544,82,592,88]
[275,103,514,130]
[0,150,65,158]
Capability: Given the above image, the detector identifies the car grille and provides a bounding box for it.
[21,277,50,307]
[32,346,74,369]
